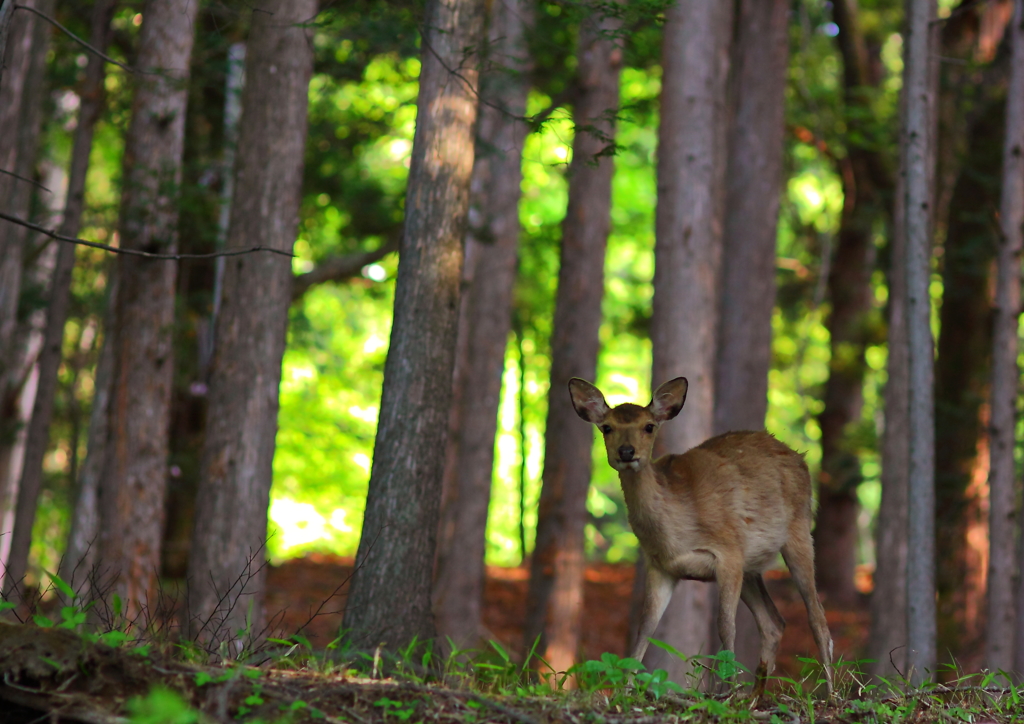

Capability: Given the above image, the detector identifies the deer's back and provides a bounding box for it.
[640,430,811,576]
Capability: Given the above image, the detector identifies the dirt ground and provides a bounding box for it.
[265,555,870,679]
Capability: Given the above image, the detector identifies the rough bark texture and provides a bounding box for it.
[813,0,892,608]
[934,100,1002,663]
[0,0,51,581]
[343,0,484,651]
[903,0,939,685]
[523,10,622,676]
[994,0,1024,674]
[645,0,733,680]
[434,0,531,650]
[186,0,315,649]
[868,109,909,682]
[712,0,789,674]
[3,0,116,602]
[97,0,198,623]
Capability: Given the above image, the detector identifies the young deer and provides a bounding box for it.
[569,377,833,700]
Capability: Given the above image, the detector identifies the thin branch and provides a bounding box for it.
[14,4,134,74]
[291,235,399,300]
[0,167,51,193]
[0,210,293,260]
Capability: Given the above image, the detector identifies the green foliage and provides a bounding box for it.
[127,687,199,724]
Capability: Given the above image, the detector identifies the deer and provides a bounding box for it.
[568,376,834,702]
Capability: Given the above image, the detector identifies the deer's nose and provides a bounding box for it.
[619,445,635,462]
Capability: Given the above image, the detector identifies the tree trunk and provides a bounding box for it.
[434,0,531,650]
[868,100,909,682]
[3,0,117,603]
[58,271,116,598]
[342,0,484,652]
[185,0,315,651]
[933,99,1002,663]
[522,9,622,677]
[97,0,199,624]
[712,0,789,675]
[993,0,1024,674]
[813,0,892,608]
[902,0,939,686]
[0,0,52,581]
[645,0,732,681]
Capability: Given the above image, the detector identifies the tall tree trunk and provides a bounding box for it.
[3,0,117,603]
[712,0,789,675]
[186,0,315,651]
[868,90,909,680]
[644,0,732,681]
[813,0,892,608]
[434,0,531,650]
[97,0,199,624]
[0,0,52,581]
[522,8,622,677]
[58,272,116,597]
[993,0,1024,674]
[343,0,485,652]
[903,0,939,686]
[933,99,1002,663]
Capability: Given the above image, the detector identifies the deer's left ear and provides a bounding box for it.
[568,378,611,423]
[650,377,688,421]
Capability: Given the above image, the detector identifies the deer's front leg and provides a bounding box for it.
[631,563,675,662]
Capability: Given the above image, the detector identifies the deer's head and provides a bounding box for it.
[568,377,688,472]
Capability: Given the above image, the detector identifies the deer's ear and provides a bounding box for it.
[568,378,610,423]
[650,377,688,421]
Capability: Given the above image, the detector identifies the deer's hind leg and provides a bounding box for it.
[740,572,786,705]
[781,528,834,696]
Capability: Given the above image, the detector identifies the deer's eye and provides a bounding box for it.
[644,423,656,433]
[600,425,612,434]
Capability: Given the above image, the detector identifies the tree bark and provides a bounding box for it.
[933,99,1002,663]
[712,0,789,675]
[0,0,52,581]
[868,97,909,682]
[185,0,315,650]
[3,0,117,603]
[434,0,531,650]
[343,0,485,651]
[522,8,622,677]
[644,0,733,681]
[994,0,1024,675]
[903,0,939,686]
[97,0,199,623]
[813,0,893,608]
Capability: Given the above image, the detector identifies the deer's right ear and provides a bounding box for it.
[568,378,610,423]
[650,377,688,421]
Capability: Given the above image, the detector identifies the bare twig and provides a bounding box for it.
[0,210,293,260]
[292,236,399,300]
[14,3,134,73]
[0,167,51,193]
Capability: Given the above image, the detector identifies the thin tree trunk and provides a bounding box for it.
[814,0,892,608]
[434,0,531,650]
[868,109,909,682]
[97,0,199,624]
[903,0,938,686]
[522,8,622,677]
[0,0,52,580]
[343,0,485,652]
[934,99,1002,662]
[185,0,315,651]
[992,0,1024,674]
[645,0,733,681]
[59,271,116,597]
[712,0,789,675]
[3,0,117,603]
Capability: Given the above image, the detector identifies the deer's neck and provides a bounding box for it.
[617,463,661,512]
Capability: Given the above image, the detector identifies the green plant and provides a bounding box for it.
[374,696,419,721]
[127,687,199,724]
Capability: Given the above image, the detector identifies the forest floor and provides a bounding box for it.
[0,558,1017,723]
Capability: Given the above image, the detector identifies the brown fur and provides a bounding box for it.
[568,377,833,702]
